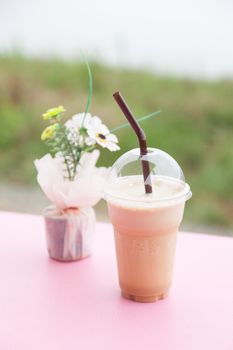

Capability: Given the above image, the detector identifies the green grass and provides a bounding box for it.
[0,54,233,230]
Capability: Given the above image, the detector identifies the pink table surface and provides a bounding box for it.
[0,211,233,350]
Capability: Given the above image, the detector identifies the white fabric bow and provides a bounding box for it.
[34,150,109,209]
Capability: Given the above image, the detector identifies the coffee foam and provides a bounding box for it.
[105,175,190,208]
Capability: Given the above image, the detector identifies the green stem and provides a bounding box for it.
[62,152,72,181]
[75,149,82,169]
[64,134,77,180]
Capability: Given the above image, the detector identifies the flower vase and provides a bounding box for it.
[44,206,95,262]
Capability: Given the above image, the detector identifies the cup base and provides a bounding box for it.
[48,252,91,263]
[121,290,168,303]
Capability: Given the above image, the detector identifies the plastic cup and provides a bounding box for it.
[104,148,191,302]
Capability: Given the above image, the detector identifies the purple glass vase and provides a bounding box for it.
[44,206,95,262]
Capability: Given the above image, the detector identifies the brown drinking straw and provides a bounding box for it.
[113,91,152,194]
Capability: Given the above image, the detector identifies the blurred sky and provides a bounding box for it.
[1,0,233,79]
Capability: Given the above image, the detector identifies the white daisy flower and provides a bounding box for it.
[65,113,95,147]
[87,116,120,152]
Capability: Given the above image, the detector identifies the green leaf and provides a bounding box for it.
[111,109,161,132]
[81,52,93,115]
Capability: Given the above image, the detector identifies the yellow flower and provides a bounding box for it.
[42,106,65,120]
[41,124,58,141]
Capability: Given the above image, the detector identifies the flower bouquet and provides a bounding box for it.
[35,65,120,262]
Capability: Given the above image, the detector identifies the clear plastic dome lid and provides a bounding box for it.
[105,148,192,206]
